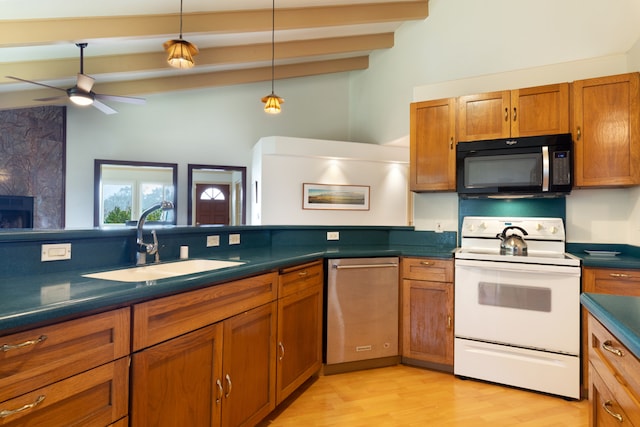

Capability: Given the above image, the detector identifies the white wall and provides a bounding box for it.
[66,74,352,228]
[252,137,409,226]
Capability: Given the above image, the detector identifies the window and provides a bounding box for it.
[200,187,226,201]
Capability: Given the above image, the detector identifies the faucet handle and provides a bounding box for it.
[152,230,161,263]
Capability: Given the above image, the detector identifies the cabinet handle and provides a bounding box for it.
[504,107,508,121]
[298,270,308,277]
[0,395,45,419]
[609,273,632,278]
[215,379,224,404]
[576,126,581,141]
[447,315,452,329]
[1,335,47,352]
[602,400,623,422]
[602,340,624,357]
[512,107,517,122]
[279,342,285,361]
[419,261,431,266]
[450,137,454,150]
[224,374,232,398]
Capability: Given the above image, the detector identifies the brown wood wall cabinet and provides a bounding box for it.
[587,314,640,426]
[409,98,457,192]
[572,72,640,188]
[401,257,454,368]
[456,83,570,142]
[0,308,130,426]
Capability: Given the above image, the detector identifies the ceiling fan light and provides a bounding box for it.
[164,39,198,69]
[68,88,94,106]
[261,93,283,114]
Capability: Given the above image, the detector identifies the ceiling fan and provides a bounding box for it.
[5,43,145,115]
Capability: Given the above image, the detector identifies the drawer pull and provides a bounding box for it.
[609,273,632,278]
[419,261,432,266]
[1,335,47,352]
[298,270,308,277]
[602,400,623,422]
[602,340,624,357]
[0,395,45,418]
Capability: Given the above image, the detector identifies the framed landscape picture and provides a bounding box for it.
[302,183,370,211]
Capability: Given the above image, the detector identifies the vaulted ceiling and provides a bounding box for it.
[0,0,429,112]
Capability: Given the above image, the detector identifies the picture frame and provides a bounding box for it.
[302,183,370,211]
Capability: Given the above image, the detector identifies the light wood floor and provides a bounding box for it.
[258,365,589,427]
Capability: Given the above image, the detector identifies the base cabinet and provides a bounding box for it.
[401,257,454,368]
[131,301,277,427]
[587,314,640,426]
[276,261,323,405]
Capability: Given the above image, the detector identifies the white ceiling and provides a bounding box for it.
[0,0,429,111]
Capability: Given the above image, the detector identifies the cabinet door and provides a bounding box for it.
[131,324,223,427]
[276,282,323,405]
[402,279,453,366]
[457,91,511,142]
[221,302,276,427]
[572,72,640,187]
[410,98,456,191]
[511,83,569,137]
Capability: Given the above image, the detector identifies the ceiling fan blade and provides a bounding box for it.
[76,73,95,92]
[33,96,67,102]
[92,100,118,115]
[95,93,146,105]
[5,76,66,92]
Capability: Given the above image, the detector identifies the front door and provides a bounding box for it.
[195,184,230,225]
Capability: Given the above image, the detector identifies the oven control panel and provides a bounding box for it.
[461,217,565,241]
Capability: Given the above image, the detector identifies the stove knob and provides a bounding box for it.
[536,223,544,231]
[550,226,558,234]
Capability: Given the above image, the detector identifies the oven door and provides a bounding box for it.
[454,259,580,355]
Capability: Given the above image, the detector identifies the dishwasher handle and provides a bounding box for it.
[333,263,398,270]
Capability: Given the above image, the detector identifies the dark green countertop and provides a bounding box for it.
[568,243,640,269]
[0,245,455,334]
[581,293,640,359]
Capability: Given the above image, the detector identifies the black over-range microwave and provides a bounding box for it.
[456,133,573,197]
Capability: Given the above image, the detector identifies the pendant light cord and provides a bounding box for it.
[271,0,275,94]
[179,0,184,39]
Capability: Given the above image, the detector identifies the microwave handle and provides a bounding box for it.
[542,146,549,191]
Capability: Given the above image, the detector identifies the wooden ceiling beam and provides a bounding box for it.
[0,34,393,83]
[0,56,369,111]
[0,1,428,47]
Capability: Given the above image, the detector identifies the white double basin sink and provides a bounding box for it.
[83,259,245,283]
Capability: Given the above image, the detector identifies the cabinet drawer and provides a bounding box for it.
[0,308,130,402]
[589,362,637,426]
[402,257,453,282]
[0,358,128,426]
[133,272,278,350]
[588,315,640,419]
[583,267,640,296]
[278,260,323,298]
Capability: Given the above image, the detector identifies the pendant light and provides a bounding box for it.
[261,0,283,114]
[163,0,199,69]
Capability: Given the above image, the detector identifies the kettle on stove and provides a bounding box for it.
[496,226,528,256]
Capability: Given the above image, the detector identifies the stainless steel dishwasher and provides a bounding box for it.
[326,257,399,369]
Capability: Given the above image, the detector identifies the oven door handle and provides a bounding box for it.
[455,259,580,275]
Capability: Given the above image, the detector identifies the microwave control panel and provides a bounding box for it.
[552,151,571,185]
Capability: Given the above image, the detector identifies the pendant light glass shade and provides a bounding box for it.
[164,39,198,69]
[262,0,283,114]
[261,92,283,114]
[164,0,198,69]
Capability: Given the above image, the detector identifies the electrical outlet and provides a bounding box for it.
[229,234,241,245]
[206,235,220,247]
[41,243,72,262]
[327,231,340,241]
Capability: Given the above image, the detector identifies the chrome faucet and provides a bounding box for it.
[136,201,174,265]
